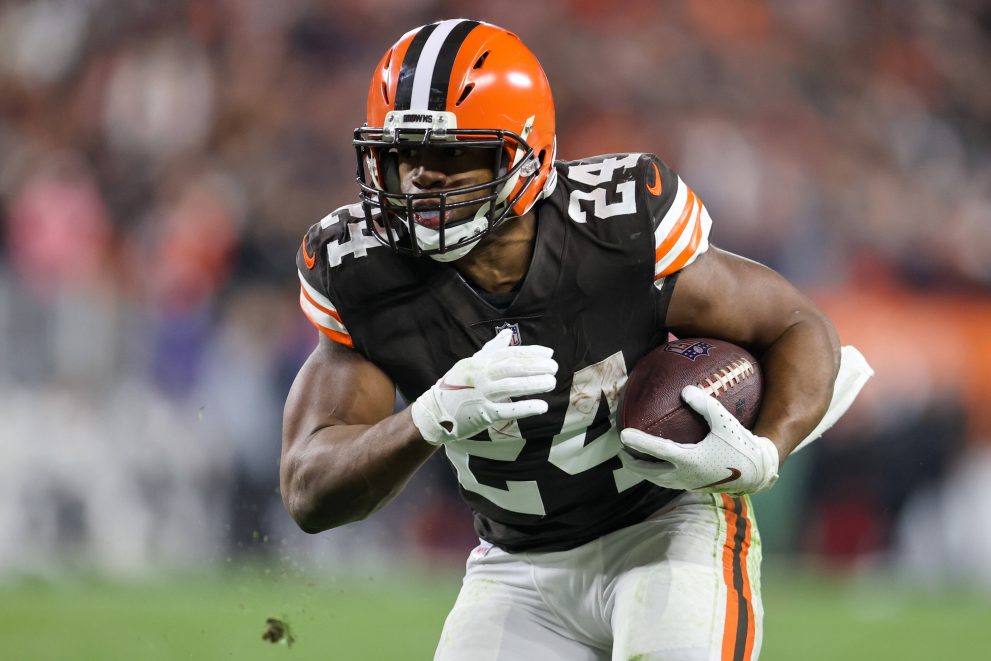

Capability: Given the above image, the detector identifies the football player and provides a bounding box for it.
[282,19,870,660]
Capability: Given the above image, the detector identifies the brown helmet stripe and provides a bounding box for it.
[427,20,480,110]
[394,22,437,110]
[394,19,481,111]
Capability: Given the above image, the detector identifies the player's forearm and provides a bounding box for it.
[751,310,840,465]
[281,408,437,533]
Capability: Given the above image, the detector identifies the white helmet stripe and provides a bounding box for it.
[409,18,478,110]
[410,20,465,110]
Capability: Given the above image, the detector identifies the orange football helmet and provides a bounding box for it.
[354,19,556,260]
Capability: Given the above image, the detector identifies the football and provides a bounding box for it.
[619,338,763,453]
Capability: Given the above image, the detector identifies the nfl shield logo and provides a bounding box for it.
[495,322,522,346]
[663,339,714,361]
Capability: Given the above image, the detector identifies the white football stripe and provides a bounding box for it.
[410,20,464,110]
[299,290,349,335]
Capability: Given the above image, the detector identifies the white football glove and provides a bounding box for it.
[411,329,557,445]
[619,385,780,494]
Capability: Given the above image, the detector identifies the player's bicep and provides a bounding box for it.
[282,334,396,453]
[664,247,826,351]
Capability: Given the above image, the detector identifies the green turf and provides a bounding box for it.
[761,571,991,660]
[1,566,989,660]
[0,569,460,661]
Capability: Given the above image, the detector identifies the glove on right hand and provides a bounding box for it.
[411,329,558,445]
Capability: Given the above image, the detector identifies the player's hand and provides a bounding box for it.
[411,329,557,445]
[618,385,780,494]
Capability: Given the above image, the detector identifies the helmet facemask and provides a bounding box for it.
[356,19,556,261]
[354,111,540,261]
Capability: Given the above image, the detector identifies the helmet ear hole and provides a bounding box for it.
[380,82,389,105]
[537,149,546,166]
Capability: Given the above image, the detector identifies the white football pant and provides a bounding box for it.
[435,492,763,661]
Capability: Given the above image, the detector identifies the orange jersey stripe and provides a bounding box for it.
[654,190,696,264]
[658,199,705,276]
[317,325,354,348]
[300,304,353,348]
[300,284,343,324]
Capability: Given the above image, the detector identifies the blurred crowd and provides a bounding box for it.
[1,0,989,586]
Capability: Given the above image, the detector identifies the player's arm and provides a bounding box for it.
[664,246,841,465]
[282,329,558,533]
[281,334,437,533]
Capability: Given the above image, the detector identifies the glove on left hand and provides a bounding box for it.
[619,385,780,494]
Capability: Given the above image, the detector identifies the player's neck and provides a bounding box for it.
[452,212,536,294]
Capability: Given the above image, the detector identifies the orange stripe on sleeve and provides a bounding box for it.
[299,300,353,348]
[654,190,696,264]
[317,326,354,348]
[300,284,344,324]
[657,200,704,276]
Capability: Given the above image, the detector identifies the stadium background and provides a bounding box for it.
[1,0,989,658]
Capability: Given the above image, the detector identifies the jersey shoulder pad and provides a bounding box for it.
[551,152,645,226]
[296,202,383,272]
[548,153,711,278]
[295,203,373,348]
[555,152,644,191]
[639,154,712,279]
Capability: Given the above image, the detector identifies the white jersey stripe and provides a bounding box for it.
[298,270,339,314]
[655,197,701,276]
[653,176,690,245]
[410,19,464,110]
[299,290,349,335]
[684,202,713,265]
[696,203,713,252]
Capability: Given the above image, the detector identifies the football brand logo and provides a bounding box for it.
[301,237,317,269]
[495,322,522,346]
[647,162,663,196]
[663,340,713,361]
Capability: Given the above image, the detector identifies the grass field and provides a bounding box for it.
[2,565,989,660]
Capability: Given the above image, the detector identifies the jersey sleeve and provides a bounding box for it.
[296,211,354,348]
[640,155,712,282]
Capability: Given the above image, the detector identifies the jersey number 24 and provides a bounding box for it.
[444,351,644,515]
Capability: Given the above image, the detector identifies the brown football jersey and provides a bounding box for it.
[296,153,713,552]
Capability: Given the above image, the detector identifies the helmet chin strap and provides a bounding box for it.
[419,200,496,262]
